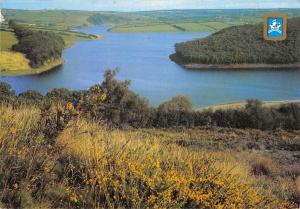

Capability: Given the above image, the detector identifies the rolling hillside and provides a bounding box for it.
[3,9,300,32]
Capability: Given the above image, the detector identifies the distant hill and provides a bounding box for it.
[3,9,300,31]
[137,9,300,22]
[170,17,300,66]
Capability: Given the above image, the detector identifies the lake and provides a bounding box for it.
[1,26,300,107]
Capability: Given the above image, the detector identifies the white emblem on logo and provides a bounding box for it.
[268,19,282,34]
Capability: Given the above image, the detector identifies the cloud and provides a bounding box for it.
[2,0,300,11]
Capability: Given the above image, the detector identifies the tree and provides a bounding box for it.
[158,95,193,112]
[9,21,64,68]
[0,81,16,103]
[18,90,45,106]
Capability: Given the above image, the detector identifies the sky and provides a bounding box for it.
[1,0,300,11]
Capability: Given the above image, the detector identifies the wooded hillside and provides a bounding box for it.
[170,17,300,65]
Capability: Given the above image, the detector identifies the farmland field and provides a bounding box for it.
[110,21,253,33]
[3,8,300,33]
[0,30,17,51]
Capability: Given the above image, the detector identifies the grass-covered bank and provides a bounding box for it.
[181,63,300,70]
[0,57,64,76]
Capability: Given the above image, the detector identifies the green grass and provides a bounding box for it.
[3,10,93,29]
[24,26,101,48]
[109,23,179,32]
[0,30,18,51]
[3,8,300,33]
[110,20,253,33]
[0,24,101,49]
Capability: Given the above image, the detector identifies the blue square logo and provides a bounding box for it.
[267,17,283,37]
[264,13,287,41]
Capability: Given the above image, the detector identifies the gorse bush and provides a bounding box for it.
[1,69,300,130]
[0,105,293,208]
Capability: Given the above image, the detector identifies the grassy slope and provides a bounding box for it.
[23,26,100,48]
[3,9,93,29]
[0,105,298,208]
[4,9,300,33]
[0,51,30,71]
[111,9,300,32]
[0,30,17,50]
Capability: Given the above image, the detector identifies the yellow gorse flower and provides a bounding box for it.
[13,183,18,190]
[69,193,78,203]
[10,127,17,135]
[99,93,108,102]
[66,102,75,111]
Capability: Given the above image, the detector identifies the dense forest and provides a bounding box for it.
[170,17,300,65]
[8,20,65,68]
[1,69,299,131]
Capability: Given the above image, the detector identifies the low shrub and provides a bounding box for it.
[251,157,278,177]
[0,70,300,131]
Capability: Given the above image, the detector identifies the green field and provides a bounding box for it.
[3,9,300,33]
[0,30,17,50]
[23,26,100,48]
[109,20,257,33]
[109,23,179,32]
[0,25,100,49]
[3,10,93,29]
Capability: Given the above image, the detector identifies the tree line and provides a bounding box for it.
[170,17,300,65]
[8,20,65,68]
[1,69,299,131]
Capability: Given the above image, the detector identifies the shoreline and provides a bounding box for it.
[183,63,300,70]
[196,100,300,112]
[0,59,64,76]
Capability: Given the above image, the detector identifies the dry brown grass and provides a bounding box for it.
[296,177,300,197]
[250,156,278,177]
[0,105,298,208]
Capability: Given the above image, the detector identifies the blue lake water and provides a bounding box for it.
[1,26,300,107]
